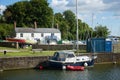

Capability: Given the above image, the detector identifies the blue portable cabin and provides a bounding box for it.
[87,38,112,53]
[105,40,112,52]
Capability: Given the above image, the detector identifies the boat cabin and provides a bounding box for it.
[51,51,75,61]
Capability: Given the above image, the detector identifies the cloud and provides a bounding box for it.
[0,5,6,14]
[68,0,107,13]
[49,0,69,13]
[49,0,120,23]
[49,0,120,14]
[50,0,107,13]
[101,16,107,20]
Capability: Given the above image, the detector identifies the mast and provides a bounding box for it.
[76,0,79,51]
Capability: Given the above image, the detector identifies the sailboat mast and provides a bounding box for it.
[76,0,79,51]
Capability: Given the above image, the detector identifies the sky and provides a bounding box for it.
[0,0,120,36]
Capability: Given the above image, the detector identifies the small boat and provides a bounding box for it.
[39,65,43,70]
[48,51,97,70]
[66,65,84,71]
[6,38,26,43]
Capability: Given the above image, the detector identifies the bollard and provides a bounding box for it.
[4,50,7,55]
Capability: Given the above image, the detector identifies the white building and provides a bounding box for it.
[14,27,61,44]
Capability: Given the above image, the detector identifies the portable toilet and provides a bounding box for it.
[105,40,112,53]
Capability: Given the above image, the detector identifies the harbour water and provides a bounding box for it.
[0,64,120,80]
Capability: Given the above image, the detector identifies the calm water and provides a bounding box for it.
[0,64,120,80]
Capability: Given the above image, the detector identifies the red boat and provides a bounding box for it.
[6,38,26,43]
[66,65,84,71]
[39,65,43,70]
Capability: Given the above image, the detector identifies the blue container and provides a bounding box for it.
[105,41,112,52]
[87,38,105,53]
[87,38,112,53]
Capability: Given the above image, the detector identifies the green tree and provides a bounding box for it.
[53,13,69,39]
[79,22,93,40]
[93,25,110,38]
[63,10,76,40]
[54,10,93,40]
[3,0,53,27]
[0,23,13,39]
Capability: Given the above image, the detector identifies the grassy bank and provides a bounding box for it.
[0,51,55,57]
[0,47,55,57]
[0,47,86,57]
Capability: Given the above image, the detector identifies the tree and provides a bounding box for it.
[93,25,110,38]
[79,21,93,40]
[54,13,68,39]
[53,11,76,40]
[0,23,13,39]
[3,0,53,27]
[63,10,76,40]
[54,10,93,40]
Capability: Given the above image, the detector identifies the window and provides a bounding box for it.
[41,33,44,37]
[67,54,75,58]
[20,33,23,37]
[31,33,34,37]
[51,33,54,36]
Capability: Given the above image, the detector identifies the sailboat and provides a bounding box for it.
[40,0,97,70]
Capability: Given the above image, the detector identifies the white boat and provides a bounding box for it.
[48,51,97,70]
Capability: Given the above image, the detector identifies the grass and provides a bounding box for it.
[0,47,55,57]
[0,47,87,57]
[0,51,55,57]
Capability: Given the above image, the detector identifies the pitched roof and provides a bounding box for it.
[15,28,61,33]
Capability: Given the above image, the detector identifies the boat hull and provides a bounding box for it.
[6,38,26,43]
[48,59,94,69]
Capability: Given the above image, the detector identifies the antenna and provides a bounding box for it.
[91,13,94,38]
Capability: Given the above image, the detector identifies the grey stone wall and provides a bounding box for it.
[0,56,49,71]
[32,44,86,50]
[0,53,120,71]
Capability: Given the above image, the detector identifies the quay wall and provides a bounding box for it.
[0,56,49,71]
[32,44,86,50]
[0,42,86,50]
[0,53,120,71]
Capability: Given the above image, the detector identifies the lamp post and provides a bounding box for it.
[0,8,2,15]
[76,0,79,52]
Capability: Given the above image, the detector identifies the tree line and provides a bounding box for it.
[0,0,110,40]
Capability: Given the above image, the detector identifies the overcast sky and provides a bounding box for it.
[0,0,120,36]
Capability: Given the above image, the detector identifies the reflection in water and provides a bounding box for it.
[0,64,120,80]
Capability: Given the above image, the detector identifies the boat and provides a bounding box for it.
[25,40,37,44]
[66,65,84,71]
[6,38,26,43]
[48,51,97,70]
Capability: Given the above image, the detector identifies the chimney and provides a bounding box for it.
[14,21,16,29]
[34,21,37,29]
[56,23,59,29]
